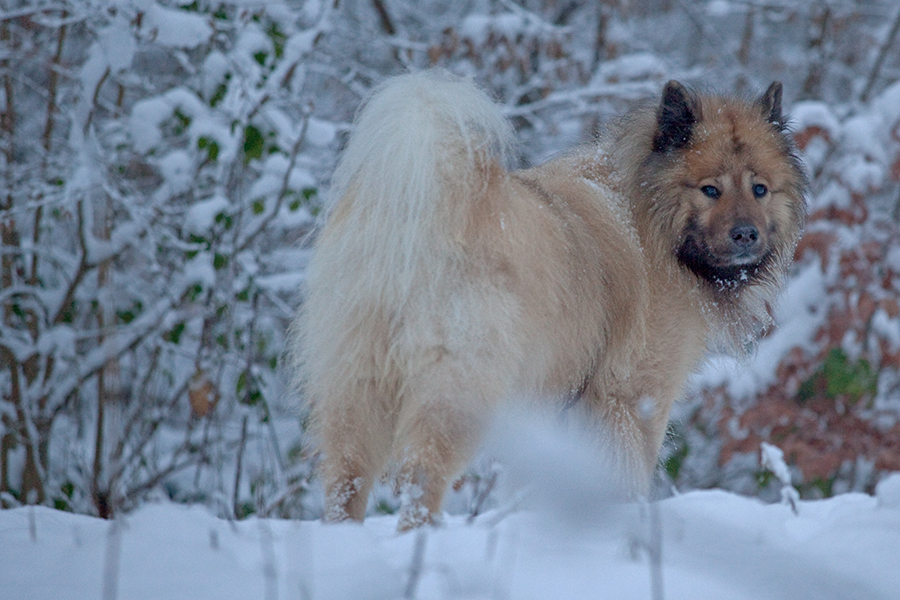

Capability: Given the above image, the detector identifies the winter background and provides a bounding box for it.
[2,0,900,598]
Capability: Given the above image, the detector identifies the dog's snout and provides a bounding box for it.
[730,224,759,248]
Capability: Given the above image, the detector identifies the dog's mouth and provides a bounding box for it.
[676,234,772,290]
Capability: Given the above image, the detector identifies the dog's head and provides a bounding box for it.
[649,81,808,292]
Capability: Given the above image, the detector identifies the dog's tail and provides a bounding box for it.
[320,69,513,304]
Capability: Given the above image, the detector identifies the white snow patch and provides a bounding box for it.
[142,4,213,49]
[305,118,338,148]
[705,0,735,17]
[790,101,841,140]
[596,52,667,83]
[183,252,216,288]
[875,472,900,508]
[185,196,230,234]
[3,490,900,600]
[760,442,792,487]
[157,150,194,196]
[200,51,230,100]
[811,180,851,212]
[872,309,900,353]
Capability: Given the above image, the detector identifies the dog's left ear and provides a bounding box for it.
[758,82,785,128]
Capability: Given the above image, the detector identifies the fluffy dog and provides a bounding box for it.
[291,70,807,529]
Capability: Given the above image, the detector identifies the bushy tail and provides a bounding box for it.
[319,69,513,304]
[290,70,513,399]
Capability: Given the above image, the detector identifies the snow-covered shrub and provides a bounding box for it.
[0,0,341,517]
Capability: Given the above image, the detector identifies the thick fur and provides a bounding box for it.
[290,71,807,529]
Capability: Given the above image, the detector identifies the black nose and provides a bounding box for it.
[730,224,759,248]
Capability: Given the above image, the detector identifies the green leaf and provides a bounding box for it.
[251,199,265,215]
[164,322,186,344]
[172,109,191,135]
[796,348,879,405]
[243,125,264,162]
[187,283,204,302]
[198,136,219,161]
[214,212,233,230]
[266,22,286,59]
[209,82,227,107]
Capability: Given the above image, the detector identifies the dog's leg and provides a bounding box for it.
[590,393,667,498]
[393,359,503,530]
[317,379,394,523]
[394,405,485,531]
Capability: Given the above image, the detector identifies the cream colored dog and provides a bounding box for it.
[291,70,807,529]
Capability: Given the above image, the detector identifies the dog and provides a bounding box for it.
[290,70,807,529]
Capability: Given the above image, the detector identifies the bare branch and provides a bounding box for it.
[859,6,900,103]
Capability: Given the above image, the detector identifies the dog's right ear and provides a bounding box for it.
[652,80,699,153]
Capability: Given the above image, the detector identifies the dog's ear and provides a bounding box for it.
[652,80,700,153]
[758,81,785,129]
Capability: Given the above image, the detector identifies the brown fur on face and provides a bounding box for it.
[290,73,807,530]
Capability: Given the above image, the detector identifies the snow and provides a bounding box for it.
[595,53,668,84]
[157,149,194,195]
[791,101,841,140]
[305,117,338,148]
[760,442,792,486]
[142,3,213,49]
[872,309,900,354]
[185,195,230,234]
[2,486,899,600]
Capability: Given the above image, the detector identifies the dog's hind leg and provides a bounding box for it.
[317,378,395,523]
[393,355,507,530]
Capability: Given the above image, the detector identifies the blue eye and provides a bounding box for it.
[753,183,768,198]
[701,185,720,199]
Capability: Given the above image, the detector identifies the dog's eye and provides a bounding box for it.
[701,185,720,199]
[752,183,768,198]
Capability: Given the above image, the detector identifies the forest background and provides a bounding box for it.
[2,0,900,521]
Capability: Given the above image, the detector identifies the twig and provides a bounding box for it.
[28,503,37,542]
[371,0,396,36]
[467,464,500,524]
[859,6,900,103]
[30,14,68,286]
[259,521,278,600]
[404,529,428,599]
[233,414,249,519]
[648,501,664,600]
[235,110,311,253]
[102,518,123,600]
[258,477,311,518]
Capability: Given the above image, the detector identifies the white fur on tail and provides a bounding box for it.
[293,70,513,406]
[291,70,517,524]
[319,70,511,305]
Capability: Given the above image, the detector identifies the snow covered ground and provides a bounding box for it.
[4,474,899,600]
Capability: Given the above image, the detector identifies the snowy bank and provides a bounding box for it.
[3,479,900,600]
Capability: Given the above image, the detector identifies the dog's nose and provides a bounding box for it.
[730,224,759,248]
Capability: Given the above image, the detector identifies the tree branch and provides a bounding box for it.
[859,6,900,103]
